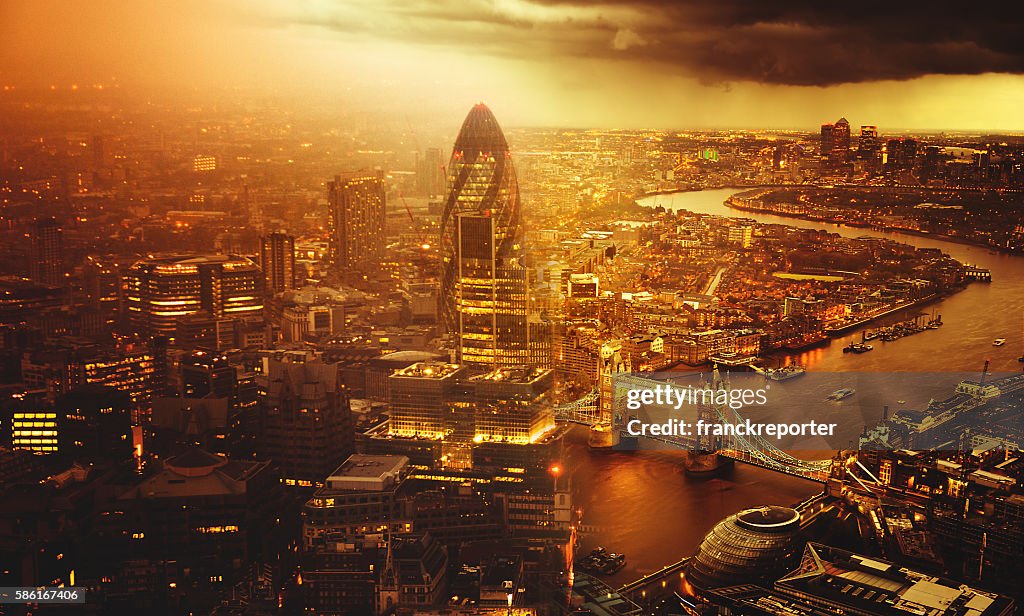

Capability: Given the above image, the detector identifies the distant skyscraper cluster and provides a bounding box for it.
[820,117,851,166]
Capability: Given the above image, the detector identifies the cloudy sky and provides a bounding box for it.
[3,0,1024,130]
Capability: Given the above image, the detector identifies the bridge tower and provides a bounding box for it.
[684,365,734,476]
[594,340,630,447]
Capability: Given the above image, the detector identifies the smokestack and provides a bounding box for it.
[883,405,889,421]
[981,359,990,386]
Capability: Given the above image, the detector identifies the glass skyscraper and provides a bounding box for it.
[440,104,538,369]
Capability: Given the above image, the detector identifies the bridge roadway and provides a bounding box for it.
[555,369,835,482]
[556,371,1024,483]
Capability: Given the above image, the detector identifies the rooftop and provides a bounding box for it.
[328,454,409,481]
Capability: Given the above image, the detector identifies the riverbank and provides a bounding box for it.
[724,192,1018,257]
[822,291,952,336]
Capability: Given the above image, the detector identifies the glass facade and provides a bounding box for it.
[441,104,540,370]
[687,506,802,592]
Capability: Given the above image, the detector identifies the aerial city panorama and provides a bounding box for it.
[0,1,1022,615]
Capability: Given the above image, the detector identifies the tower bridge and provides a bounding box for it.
[553,372,834,483]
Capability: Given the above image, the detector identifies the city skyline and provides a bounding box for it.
[1,3,1023,614]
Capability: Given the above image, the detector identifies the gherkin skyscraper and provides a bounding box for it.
[441,104,538,369]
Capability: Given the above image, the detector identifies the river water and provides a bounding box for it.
[571,187,1024,584]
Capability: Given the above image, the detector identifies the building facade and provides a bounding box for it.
[327,170,386,276]
[440,104,546,370]
[125,254,263,337]
[259,232,297,294]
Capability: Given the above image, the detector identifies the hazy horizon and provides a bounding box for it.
[3,0,1024,132]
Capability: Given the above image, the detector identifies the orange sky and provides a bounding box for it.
[3,0,1024,131]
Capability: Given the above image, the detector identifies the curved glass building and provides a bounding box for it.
[687,506,802,593]
[440,104,533,369]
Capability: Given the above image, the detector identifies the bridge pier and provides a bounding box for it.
[588,424,615,448]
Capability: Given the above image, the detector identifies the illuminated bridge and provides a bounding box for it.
[554,373,834,483]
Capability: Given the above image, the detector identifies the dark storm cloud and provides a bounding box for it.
[289,0,1024,85]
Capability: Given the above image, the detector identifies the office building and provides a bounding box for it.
[885,137,919,170]
[7,385,131,462]
[259,354,354,489]
[82,255,124,328]
[387,361,466,439]
[821,118,850,166]
[418,147,446,196]
[820,123,835,160]
[98,448,278,605]
[124,254,263,337]
[29,217,64,286]
[440,104,538,369]
[259,232,297,294]
[707,543,1015,616]
[859,125,880,160]
[327,170,386,275]
[471,366,555,445]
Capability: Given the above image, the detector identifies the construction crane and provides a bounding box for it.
[398,190,433,251]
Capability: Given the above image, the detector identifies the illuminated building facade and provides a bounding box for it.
[18,346,156,422]
[471,366,555,445]
[440,104,539,369]
[192,155,217,172]
[124,254,263,337]
[327,170,386,275]
[387,362,466,439]
[8,385,131,460]
[259,231,297,294]
[9,408,59,453]
[858,125,880,162]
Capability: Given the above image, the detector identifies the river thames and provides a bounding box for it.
[570,188,1024,584]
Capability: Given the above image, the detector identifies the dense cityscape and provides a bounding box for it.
[2,2,1024,615]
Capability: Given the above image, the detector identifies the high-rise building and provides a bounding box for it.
[259,232,297,294]
[440,104,537,369]
[417,147,446,196]
[82,255,124,328]
[471,366,555,445]
[819,123,834,160]
[258,354,354,489]
[388,361,467,439]
[29,217,64,286]
[885,137,919,170]
[858,125,879,155]
[180,349,235,399]
[327,170,386,275]
[124,254,263,338]
[830,117,851,165]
